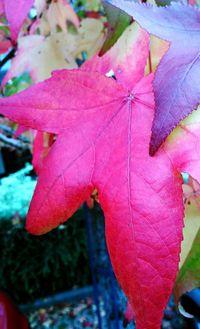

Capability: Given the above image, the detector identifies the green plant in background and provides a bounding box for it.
[3,72,33,97]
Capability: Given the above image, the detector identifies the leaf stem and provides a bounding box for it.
[148,50,152,74]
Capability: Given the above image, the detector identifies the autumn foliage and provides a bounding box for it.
[0,1,199,328]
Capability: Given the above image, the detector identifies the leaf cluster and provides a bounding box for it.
[0,1,200,328]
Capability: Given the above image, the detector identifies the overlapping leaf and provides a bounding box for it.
[3,0,34,41]
[175,202,200,301]
[163,109,200,299]
[34,0,46,16]
[180,175,200,269]
[46,0,79,33]
[100,2,131,55]
[3,19,105,85]
[2,34,78,85]
[168,170,200,302]
[0,21,200,329]
[108,0,200,154]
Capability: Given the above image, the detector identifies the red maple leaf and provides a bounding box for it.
[0,23,200,328]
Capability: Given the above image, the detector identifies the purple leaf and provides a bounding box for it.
[108,1,200,154]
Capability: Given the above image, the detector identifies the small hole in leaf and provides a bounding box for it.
[106,69,116,80]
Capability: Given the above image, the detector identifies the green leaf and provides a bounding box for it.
[179,178,200,269]
[175,202,200,300]
[100,1,131,56]
[3,72,32,96]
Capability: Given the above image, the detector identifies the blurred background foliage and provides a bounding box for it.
[0,165,90,304]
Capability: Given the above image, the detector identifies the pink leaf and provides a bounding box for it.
[0,23,185,329]
[0,69,123,133]
[4,0,34,41]
[124,302,135,327]
[0,0,4,16]
[27,130,95,233]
